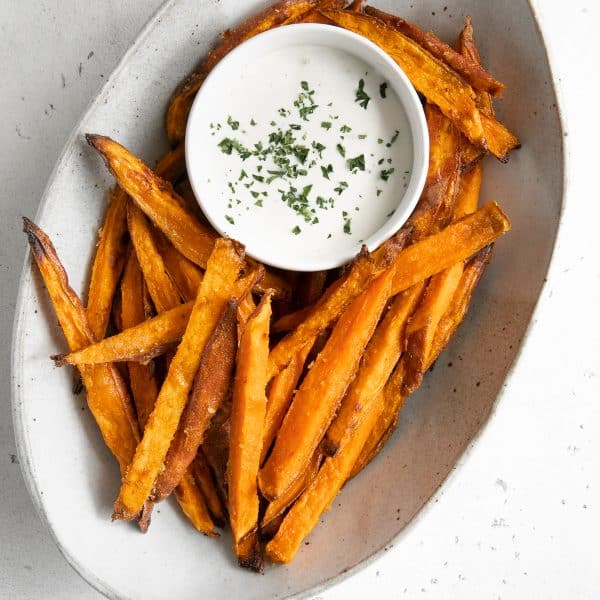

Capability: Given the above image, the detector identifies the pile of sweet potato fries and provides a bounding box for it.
[24,0,516,571]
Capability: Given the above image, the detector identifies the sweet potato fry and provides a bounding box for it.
[403,158,482,393]
[324,283,424,455]
[86,134,290,300]
[55,267,263,367]
[390,202,510,296]
[296,270,328,307]
[86,187,128,340]
[267,227,411,379]
[350,359,407,478]
[266,386,384,563]
[154,232,203,302]
[228,293,272,571]
[165,0,320,145]
[23,218,139,473]
[120,251,159,429]
[154,143,186,183]
[202,418,231,507]
[261,447,323,539]
[174,470,219,537]
[261,341,312,464]
[192,451,227,525]
[127,201,182,312]
[271,305,311,333]
[153,300,237,502]
[364,6,504,97]
[260,266,393,500]
[407,104,462,238]
[113,239,244,520]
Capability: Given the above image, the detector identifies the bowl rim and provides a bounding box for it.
[185,22,429,272]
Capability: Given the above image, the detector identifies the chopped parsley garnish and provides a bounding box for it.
[340,124,352,133]
[321,164,333,180]
[292,225,301,235]
[355,78,371,109]
[321,121,332,130]
[336,143,346,158]
[358,134,367,139]
[227,115,239,130]
[376,188,382,197]
[379,82,388,99]
[250,118,257,126]
[239,169,248,180]
[347,154,365,173]
[334,181,348,195]
[301,81,309,91]
[312,141,326,158]
[255,199,263,207]
[380,168,395,181]
[225,215,235,225]
[386,130,400,147]
[343,217,352,234]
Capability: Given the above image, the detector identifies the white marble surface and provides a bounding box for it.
[1,1,598,598]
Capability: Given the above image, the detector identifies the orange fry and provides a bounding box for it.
[260,266,393,500]
[113,239,244,520]
[229,293,272,571]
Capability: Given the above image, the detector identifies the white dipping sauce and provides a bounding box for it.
[195,43,413,269]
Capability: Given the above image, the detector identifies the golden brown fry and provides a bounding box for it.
[364,6,504,97]
[192,450,227,525]
[408,104,462,238]
[113,239,244,520]
[23,218,139,473]
[324,284,423,455]
[390,202,510,296]
[228,293,272,571]
[165,0,320,145]
[55,267,263,366]
[267,228,411,379]
[86,134,290,300]
[202,418,231,507]
[127,201,182,313]
[174,470,219,537]
[120,251,159,429]
[86,187,128,340]
[154,143,186,183]
[454,162,483,219]
[323,10,518,160]
[261,341,312,465]
[261,447,323,539]
[154,232,203,303]
[260,267,393,500]
[271,305,311,333]
[153,300,237,502]
[266,386,384,563]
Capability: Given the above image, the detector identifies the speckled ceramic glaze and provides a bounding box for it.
[11,1,562,598]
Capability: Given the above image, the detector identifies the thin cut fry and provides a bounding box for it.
[261,341,312,464]
[121,251,159,429]
[261,447,323,539]
[266,387,384,563]
[174,470,219,537]
[165,0,320,145]
[155,232,203,302]
[267,228,410,379]
[153,300,237,501]
[86,134,290,299]
[228,293,272,571]
[260,267,393,500]
[364,6,504,96]
[324,284,423,455]
[23,218,139,473]
[322,9,518,159]
[113,239,244,520]
[55,267,262,366]
[127,201,182,312]
[390,202,509,296]
[86,187,128,340]
[192,451,227,526]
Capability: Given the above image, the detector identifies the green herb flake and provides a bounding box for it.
[343,217,352,234]
[376,188,382,197]
[312,141,326,158]
[321,121,332,130]
[358,134,367,139]
[340,124,352,133]
[292,225,301,235]
[321,164,333,180]
[225,215,235,225]
[379,82,388,99]
[226,115,240,130]
[253,174,264,182]
[250,118,257,126]
[355,78,371,109]
[380,168,395,181]
[347,154,365,173]
[255,199,263,207]
[386,130,400,147]
[334,181,348,195]
[336,143,346,158]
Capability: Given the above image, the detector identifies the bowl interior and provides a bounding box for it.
[12,1,562,599]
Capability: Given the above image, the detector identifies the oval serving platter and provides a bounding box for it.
[11,1,563,598]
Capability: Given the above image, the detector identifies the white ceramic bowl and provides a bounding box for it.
[186,23,428,271]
